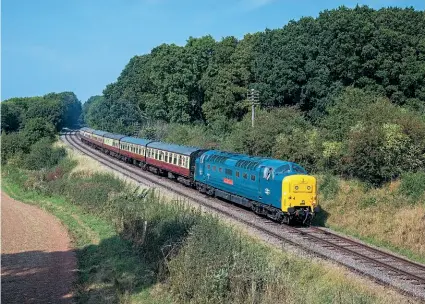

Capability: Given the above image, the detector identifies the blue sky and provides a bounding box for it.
[2,0,424,102]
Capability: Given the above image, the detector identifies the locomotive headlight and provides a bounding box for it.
[307,186,311,190]
[295,186,299,190]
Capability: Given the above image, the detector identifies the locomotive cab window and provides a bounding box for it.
[219,167,223,173]
[225,169,232,176]
[236,171,240,178]
[243,173,247,179]
[251,175,256,181]
[292,164,306,174]
[213,166,216,171]
[207,164,211,170]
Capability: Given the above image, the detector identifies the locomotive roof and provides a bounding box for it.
[147,141,201,156]
[103,133,127,140]
[202,150,293,171]
[121,136,152,146]
[92,129,109,136]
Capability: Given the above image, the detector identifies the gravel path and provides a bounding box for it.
[1,192,76,303]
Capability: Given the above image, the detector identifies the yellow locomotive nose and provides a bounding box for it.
[282,175,317,213]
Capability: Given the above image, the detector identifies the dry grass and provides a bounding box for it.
[318,175,425,261]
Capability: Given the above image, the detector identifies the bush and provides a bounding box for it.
[21,138,66,170]
[399,172,425,202]
[223,107,310,157]
[21,118,56,145]
[319,174,340,200]
[1,131,29,164]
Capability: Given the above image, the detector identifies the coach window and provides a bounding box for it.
[243,173,248,179]
[179,155,183,166]
[251,175,256,181]
[236,171,240,178]
[165,153,168,163]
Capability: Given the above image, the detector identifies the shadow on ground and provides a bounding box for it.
[312,207,330,227]
[2,250,75,304]
[2,235,161,304]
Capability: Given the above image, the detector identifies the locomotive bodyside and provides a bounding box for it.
[194,150,318,224]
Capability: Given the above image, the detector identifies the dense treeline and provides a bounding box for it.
[1,92,82,166]
[84,5,425,184]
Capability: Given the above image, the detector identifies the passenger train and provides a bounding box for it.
[79,127,319,225]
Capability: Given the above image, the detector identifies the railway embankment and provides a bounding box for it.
[317,174,425,264]
[1,136,418,303]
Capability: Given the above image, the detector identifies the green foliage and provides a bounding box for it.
[223,107,310,156]
[21,118,56,145]
[2,91,82,133]
[21,138,66,170]
[85,98,144,135]
[319,174,340,200]
[1,102,23,133]
[399,172,425,202]
[1,131,29,164]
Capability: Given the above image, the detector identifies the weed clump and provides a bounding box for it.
[399,172,425,202]
[319,174,339,200]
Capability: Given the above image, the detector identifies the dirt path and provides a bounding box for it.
[1,192,76,303]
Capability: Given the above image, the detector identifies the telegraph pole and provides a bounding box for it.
[247,88,260,128]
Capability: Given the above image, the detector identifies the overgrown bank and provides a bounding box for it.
[317,174,425,264]
[1,139,415,304]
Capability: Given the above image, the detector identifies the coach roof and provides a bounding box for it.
[92,129,109,136]
[121,136,152,146]
[147,141,201,156]
[104,133,127,140]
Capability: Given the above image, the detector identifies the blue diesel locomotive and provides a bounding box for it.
[79,128,319,225]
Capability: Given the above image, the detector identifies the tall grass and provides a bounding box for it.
[317,174,425,264]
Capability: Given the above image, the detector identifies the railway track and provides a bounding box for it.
[63,131,425,300]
